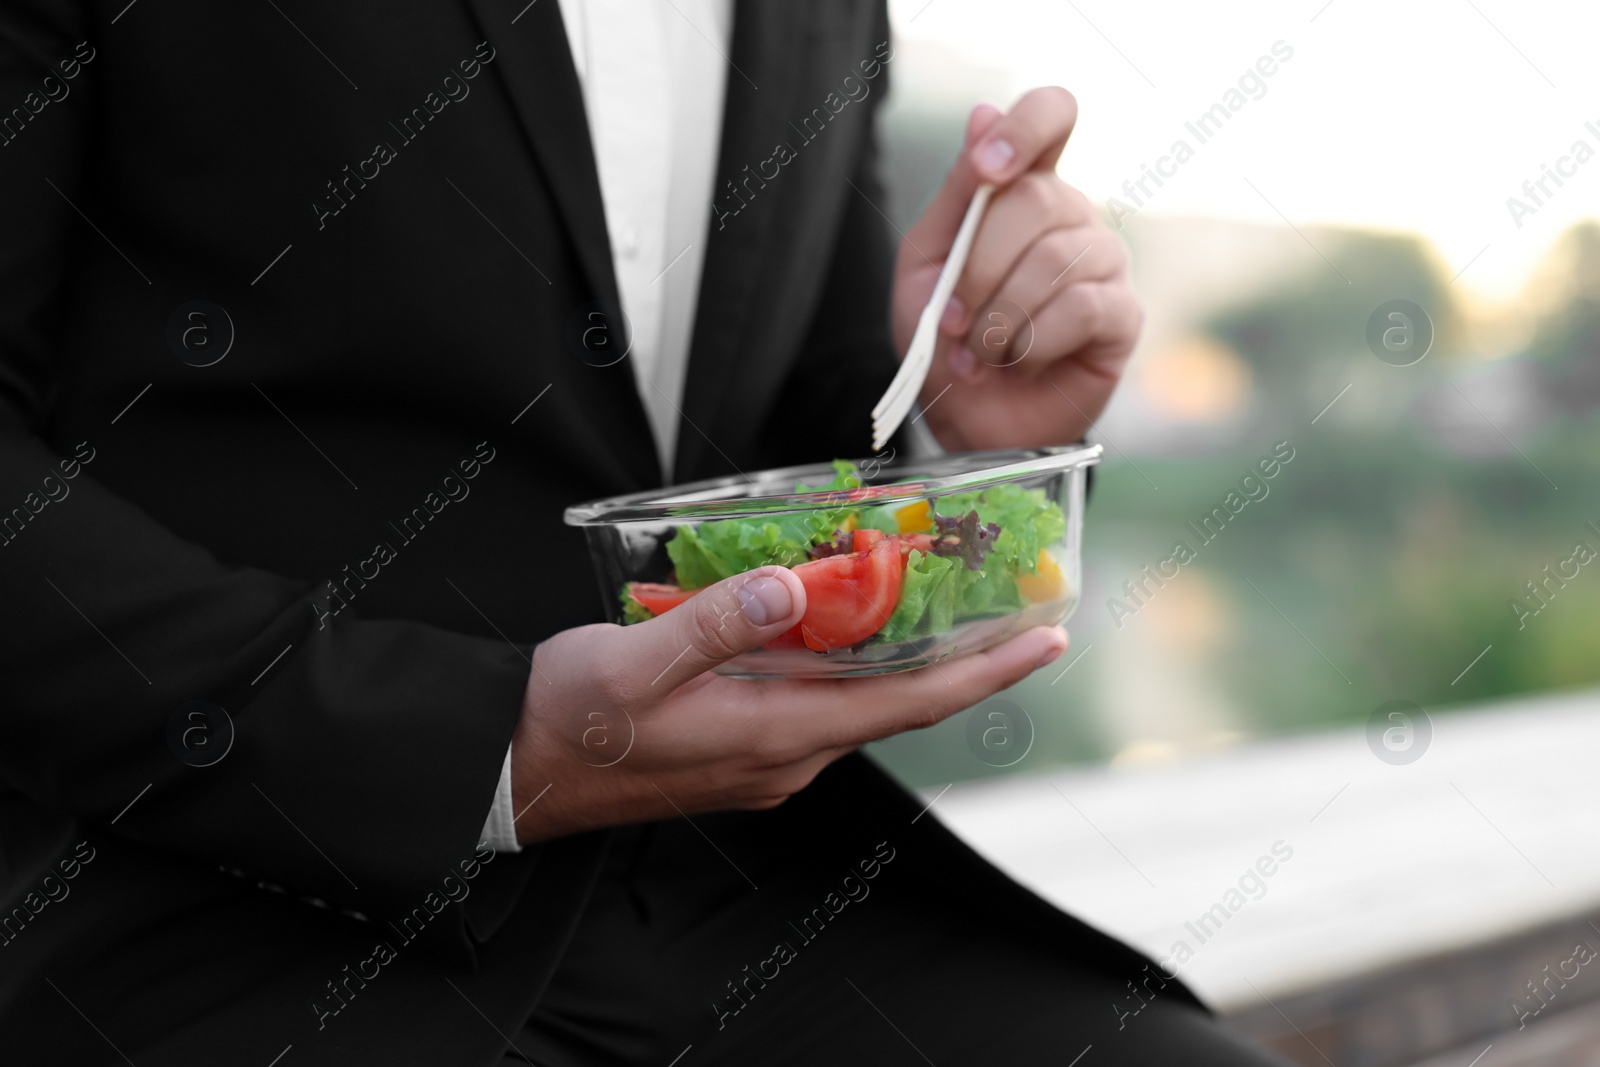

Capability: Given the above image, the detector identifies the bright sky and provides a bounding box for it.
[891,0,1600,299]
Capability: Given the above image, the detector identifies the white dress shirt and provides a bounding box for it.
[561,0,731,477]
[481,0,732,854]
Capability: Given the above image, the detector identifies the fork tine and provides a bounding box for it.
[873,349,928,448]
[871,314,934,421]
[867,183,994,449]
[871,353,922,421]
[873,351,925,448]
[873,302,938,414]
[876,307,938,420]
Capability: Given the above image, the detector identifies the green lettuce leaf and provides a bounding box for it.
[881,549,959,642]
[665,460,866,588]
[929,483,1064,619]
[795,458,861,494]
[952,561,1025,617]
[619,588,655,624]
[666,520,811,590]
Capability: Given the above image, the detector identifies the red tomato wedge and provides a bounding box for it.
[851,528,887,552]
[774,536,904,652]
[761,624,810,650]
[624,581,696,617]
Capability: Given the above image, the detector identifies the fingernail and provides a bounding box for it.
[976,138,1014,177]
[1035,642,1066,670]
[949,345,977,379]
[940,296,965,333]
[737,575,792,626]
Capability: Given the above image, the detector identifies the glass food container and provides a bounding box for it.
[564,445,1101,678]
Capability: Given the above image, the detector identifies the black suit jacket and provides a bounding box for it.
[0,0,906,1056]
[0,2,1172,1062]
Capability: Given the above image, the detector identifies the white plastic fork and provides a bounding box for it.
[871,182,995,452]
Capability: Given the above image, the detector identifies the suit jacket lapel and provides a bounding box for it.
[461,0,664,487]
[672,1,807,483]
[461,0,618,311]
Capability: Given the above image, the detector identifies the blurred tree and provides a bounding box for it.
[1203,231,1461,409]
[1524,222,1600,417]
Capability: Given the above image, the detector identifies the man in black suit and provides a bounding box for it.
[0,1,1290,1062]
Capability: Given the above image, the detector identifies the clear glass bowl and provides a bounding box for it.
[564,445,1101,678]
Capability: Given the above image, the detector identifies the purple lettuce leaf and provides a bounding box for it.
[807,527,855,560]
[930,509,1001,570]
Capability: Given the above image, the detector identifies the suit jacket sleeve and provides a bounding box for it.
[0,1,527,921]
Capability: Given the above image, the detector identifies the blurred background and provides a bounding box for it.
[860,3,1600,1062]
[867,0,1600,786]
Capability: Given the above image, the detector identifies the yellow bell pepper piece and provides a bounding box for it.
[894,500,933,534]
[1016,550,1065,603]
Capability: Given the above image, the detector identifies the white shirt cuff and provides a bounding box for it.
[479,744,522,854]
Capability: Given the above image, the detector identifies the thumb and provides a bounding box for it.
[904,103,1004,264]
[625,566,806,693]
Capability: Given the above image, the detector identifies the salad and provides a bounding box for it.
[619,459,1069,653]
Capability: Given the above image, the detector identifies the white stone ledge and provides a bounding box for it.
[925,685,1600,1015]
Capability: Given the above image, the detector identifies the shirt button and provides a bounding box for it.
[617,225,640,259]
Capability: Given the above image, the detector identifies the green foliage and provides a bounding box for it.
[1206,230,1463,413]
[871,222,1600,789]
